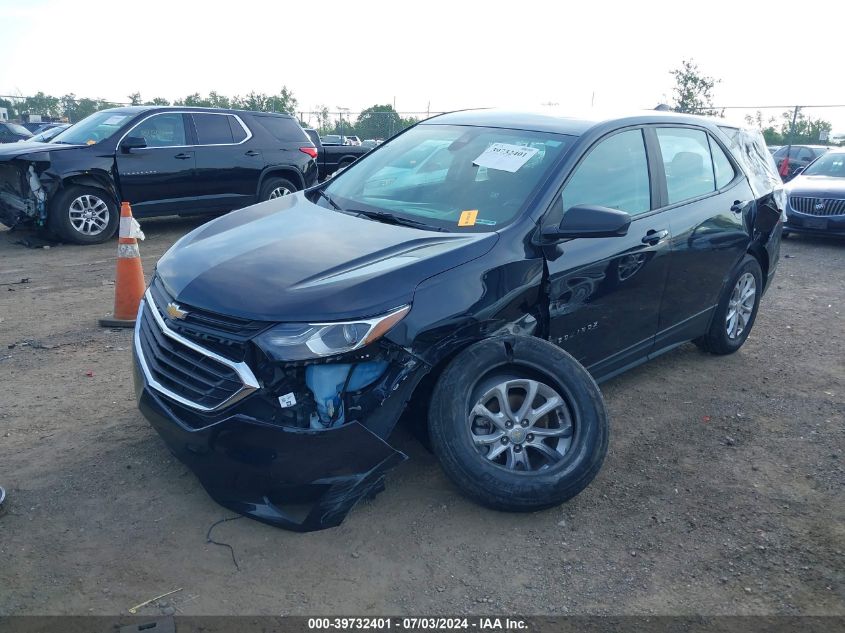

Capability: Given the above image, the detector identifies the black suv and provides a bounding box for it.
[134,110,783,531]
[0,106,318,243]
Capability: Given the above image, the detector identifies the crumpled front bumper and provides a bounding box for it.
[133,353,407,532]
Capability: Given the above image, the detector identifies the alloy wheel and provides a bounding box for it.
[68,194,110,236]
[469,378,573,472]
[268,186,292,199]
[726,272,756,340]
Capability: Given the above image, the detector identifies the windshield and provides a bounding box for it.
[6,122,31,136]
[323,124,573,232]
[803,152,845,177]
[51,111,131,145]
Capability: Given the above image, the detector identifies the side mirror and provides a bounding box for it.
[121,136,147,152]
[542,204,632,241]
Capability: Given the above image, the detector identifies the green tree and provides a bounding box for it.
[353,104,405,140]
[669,59,721,116]
[144,97,171,106]
[127,92,142,106]
[0,98,18,118]
[20,91,61,118]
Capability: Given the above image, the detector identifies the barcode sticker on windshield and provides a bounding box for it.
[104,115,127,126]
[473,143,539,173]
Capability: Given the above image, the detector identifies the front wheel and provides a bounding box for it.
[47,186,118,244]
[428,336,609,512]
[694,254,762,355]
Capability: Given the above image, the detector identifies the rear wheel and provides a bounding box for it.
[428,336,609,512]
[48,186,118,244]
[260,177,297,201]
[694,254,762,355]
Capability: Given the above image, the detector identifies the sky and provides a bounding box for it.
[1,0,844,133]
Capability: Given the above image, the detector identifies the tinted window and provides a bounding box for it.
[256,115,309,142]
[229,117,248,143]
[562,129,651,216]
[656,128,715,204]
[304,129,320,146]
[132,113,186,147]
[709,137,736,189]
[193,113,234,144]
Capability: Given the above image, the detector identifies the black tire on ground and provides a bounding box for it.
[782,230,790,239]
[259,177,298,201]
[47,185,118,245]
[694,254,763,355]
[337,159,355,171]
[428,335,609,512]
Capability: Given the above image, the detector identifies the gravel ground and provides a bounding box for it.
[0,219,842,616]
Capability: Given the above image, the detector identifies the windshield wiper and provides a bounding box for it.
[351,209,446,232]
[315,189,342,211]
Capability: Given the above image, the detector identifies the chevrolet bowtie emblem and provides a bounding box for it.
[166,302,189,320]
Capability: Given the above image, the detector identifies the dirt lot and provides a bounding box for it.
[0,218,842,617]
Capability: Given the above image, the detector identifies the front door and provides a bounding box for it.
[544,128,671,379]
[115,112,197,216]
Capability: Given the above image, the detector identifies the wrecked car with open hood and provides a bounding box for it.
[133,109,784,531]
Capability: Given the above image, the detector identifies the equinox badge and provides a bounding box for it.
[166,302,189,320]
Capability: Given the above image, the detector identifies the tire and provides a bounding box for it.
[428,335,609,512]
[260,177,297,201]
[782,230,791,239]
[47,186,118,245]
[694,254,763,355]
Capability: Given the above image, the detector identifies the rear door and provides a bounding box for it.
[190,112,262,212]
[544,128,672,379]
[650,126,752,351]
[115,112,197,215]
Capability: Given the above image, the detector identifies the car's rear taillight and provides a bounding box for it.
[300,147,318,159]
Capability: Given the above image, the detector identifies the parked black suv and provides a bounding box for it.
[0,106,318,243]
[134,110,783,531]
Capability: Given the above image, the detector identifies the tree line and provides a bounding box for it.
[4,66,839,145]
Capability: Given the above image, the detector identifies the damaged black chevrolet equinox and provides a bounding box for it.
[133,110,784,531]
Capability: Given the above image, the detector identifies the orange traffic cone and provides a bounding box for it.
[99,202,146,328]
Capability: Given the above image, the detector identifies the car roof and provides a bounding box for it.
[97,105,295,118]
[422,108,733,136]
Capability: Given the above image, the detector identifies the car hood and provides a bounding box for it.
[786,175,845,197]
[156,193,498,322]
[0,141,84,161]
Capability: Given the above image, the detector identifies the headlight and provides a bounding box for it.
[255,305,410,361]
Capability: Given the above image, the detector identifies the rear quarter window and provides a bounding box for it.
[255,116,309,143]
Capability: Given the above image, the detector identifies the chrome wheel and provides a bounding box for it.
[469,378,573,472]
[68,194,110,236]
[726,272,756,340]
[268,186,292,199]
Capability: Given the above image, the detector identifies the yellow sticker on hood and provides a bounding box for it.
[458,210,478,227]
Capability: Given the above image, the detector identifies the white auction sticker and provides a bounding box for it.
[104,115,127,126]
[473,143,539,173]
[278,393,297,408]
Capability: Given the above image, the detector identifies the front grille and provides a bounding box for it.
[137,302,249,410]
[790,196,845,217]
[148,277,270,361]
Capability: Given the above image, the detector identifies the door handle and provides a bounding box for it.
[174,153,192,160]
[730,200,746,213]
[245,150,260,157]
[642,229,669,245]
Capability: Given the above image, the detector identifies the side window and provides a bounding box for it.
[709,137,736,189]
[798,147,814,162]
[131,113,186,147]
[256,115,310,142]
[194,113,234,145]
[656,128,715,204]
[562,129,651,216]
[229,116,248,143]
[0,127,10,141]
